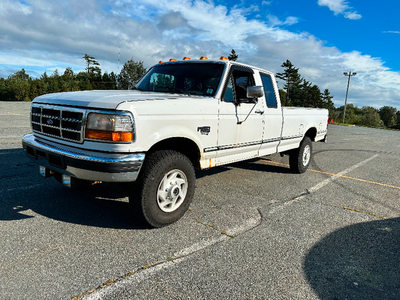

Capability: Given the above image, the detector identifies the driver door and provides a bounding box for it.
[216,68,264,165]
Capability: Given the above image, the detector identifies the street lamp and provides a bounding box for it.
[342,71,357,123]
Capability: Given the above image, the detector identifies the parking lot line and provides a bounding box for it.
[308,168,400,190]
[266,155,400,191]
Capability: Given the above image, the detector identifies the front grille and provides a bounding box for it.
[31,104,85,143]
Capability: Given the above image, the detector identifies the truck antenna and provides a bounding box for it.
[118,37,121,72]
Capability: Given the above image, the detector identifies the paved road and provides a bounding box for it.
[1,101,399,299]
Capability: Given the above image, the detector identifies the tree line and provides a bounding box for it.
[275,59,400,130]
[0,54,146,102]
[1,52,399,130]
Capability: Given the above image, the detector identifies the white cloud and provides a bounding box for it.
[344,11,362,20]
[267,15,299,27]
[383,31,400,34]
[318,0,361,20]
[0,0,33,15]
[157,11,188,30]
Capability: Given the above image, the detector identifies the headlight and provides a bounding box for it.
[85,112,134,142]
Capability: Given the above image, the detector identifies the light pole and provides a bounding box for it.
[342,71,357,123]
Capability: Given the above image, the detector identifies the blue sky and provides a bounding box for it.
[1,0,399,110]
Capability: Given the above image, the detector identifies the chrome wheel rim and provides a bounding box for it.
[302,145,311,166]
[157,169,188,212]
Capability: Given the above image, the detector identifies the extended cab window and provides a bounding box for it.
[223,69,255,103]
[135,63,225,97]
[260,73,278,108]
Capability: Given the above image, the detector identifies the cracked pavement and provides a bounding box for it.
[1,102,399,299]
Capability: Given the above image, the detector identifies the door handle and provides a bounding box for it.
[255,110,264,115]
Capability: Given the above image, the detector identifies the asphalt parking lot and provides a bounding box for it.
[1,101,400,299]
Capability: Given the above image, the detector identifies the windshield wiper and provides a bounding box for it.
[167,87,191,96]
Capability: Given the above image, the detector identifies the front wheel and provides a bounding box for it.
[289,136,312,174]
[130,150,196,228]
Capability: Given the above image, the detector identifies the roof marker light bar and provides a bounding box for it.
[169,58,177,62]
[199,56,208,60]
[220,56,228,60]
[183,57,191,60]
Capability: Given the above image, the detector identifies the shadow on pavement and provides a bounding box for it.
[235,157,292,173]
[304,218,400,300]
[1,148,290,228]
[0,148,146,229]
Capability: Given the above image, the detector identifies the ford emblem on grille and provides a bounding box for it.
[47,119,53,125]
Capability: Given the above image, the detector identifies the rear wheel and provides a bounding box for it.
[289,136,312,174]
[130,150,195,228]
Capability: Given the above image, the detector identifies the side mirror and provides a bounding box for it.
[247,86,264,99]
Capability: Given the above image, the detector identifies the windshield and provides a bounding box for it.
[134,63,225,97]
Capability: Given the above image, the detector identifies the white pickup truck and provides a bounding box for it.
[22,57,328,227]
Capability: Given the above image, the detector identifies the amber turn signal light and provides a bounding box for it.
[86,130,133,142]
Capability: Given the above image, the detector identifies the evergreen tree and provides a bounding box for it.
[29,78,47,99]
[118,58,146,90]
[63,67,74,79]
[76,71,93,90]
[278,89,287,106]
[48,69,61,93]
[108,71,118,90]
[0,78,6,101]
[61,67,79,92]
[6,69,31,101]
[12,69,31,81]
[276,60,302,106]
[299,80,321,107]
[228,49,238,61]
[321,89,336,121]
[82,54,101,75]
[100,72,117,90]
[321,89,334,109]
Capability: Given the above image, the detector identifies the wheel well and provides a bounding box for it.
[147,138,201,168]
[305,127,317,141]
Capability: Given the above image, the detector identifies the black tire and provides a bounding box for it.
[289,136,312,174]
[130,150,196,228]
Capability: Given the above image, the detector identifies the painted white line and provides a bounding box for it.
[1,184,45,193]
[174,235,229,257]
[83,256,190,300]
[83,238,223,300]
[0,113,30,116]
[0,152,19,155]
[83,212,261,300]
[306,154,379,195]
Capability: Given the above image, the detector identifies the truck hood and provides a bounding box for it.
[32,90,193,110]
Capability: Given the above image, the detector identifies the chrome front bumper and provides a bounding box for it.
[22,134,145,182]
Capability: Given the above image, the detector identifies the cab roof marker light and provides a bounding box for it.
[183,57,191,60]
[199,56,208,60]
[220,56,228,60]
[169,58,177,62]
[159,61,165,63]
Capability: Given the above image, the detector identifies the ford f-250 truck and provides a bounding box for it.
[22,57,328,227]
